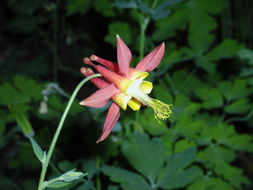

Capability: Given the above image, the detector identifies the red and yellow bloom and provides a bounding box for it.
[80,35,172,143]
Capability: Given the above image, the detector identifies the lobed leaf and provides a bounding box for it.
[188,177,234,190]
[121,133,167,183]
[224,98,252,114]
[157,148,202,189]
[214,161,250,189]
[102,165,151,190]
[195,88,223,109]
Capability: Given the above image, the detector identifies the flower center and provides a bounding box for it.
[126,79,172,121]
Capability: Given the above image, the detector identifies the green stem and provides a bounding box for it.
[139,16,149,60]
[138,0,158,60]
[37,74,101,190]
[96,156,101,190]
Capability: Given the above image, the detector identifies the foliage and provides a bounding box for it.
[1,0,253,189]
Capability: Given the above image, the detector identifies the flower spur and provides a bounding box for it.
[80,35,172,143]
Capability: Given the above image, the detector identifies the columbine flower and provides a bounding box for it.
[80,35,172,143]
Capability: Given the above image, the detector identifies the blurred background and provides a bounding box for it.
[0,0,253,189]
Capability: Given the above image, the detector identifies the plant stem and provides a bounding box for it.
[96,156,101,190]
[37,74,101,190]
[138,0,158,60]
[139,16,149,60]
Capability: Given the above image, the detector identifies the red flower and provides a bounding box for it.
[80,35,172,143]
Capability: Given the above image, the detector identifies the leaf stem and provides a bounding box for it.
[37,74,101,190]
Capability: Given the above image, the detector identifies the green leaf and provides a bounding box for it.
[168,70,205,95]
[44,169,86,189]
[161,130,175,155]
[121,133,167,183]
[0,75,43,105]
[230,79,252,100]
[174,139,196,153]
[188,10,215,52]
[218,79,251,101]
[211,123,236,144]
[195,55,217,73]
[175,118,205,140]
[154,81,173,104]
[152,9,187,41]
[223,134,253,152]
[13,75,43,101]
[102,165,151,190]
[211,123,253,152]
[82,159,98,180]
[76,180,94,190]
[224,98,252,114]
[157,148,202,189]
[195,122,214,145]
[214,161,250,188]
[240,67,253,77]
[15,114,34,136]
[108,185,119,190]
[188,177,234,190]
[58,161,76,172]
[150,0,183,20]
[174,94,192,107]
[0,81,28,105]
[195,88,223,109]
[154,0,225,72]
[187,0,225,52]
[29,137,46,163]
[153,49,186,75]
[105,22,133,46]
[174,103,201,122]
[238,48,253,65]
[45,181,71,188]
[197,146,236,164]
[139,109,168,135]
[112,1,138,9]
[94,0,115,17]
[11,106,34,137]
[59,169,87,182]
[66,0,92,15]
[207,39,244,61]
[186,0,224,49]
[218,81,232,100]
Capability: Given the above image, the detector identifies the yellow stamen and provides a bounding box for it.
[149,99,173,121]
[126,79,172,121]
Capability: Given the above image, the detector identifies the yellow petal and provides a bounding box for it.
[128,98,141,111]
[140,81,153,94]
[129,69,149,80]
[118,79,132,93]
[113,93,125,110]
[113,93,131,110]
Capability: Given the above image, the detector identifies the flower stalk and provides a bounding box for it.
[37,74,101,190]
[139,0,159,60]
